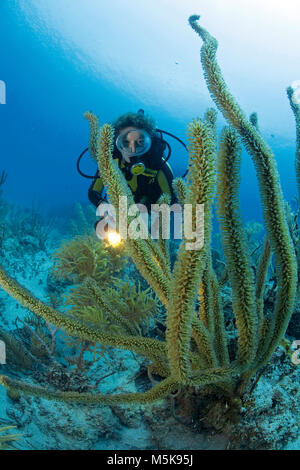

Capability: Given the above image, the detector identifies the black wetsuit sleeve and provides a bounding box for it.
[88,171,105,207]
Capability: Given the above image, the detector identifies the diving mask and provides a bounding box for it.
[116,128,152,158]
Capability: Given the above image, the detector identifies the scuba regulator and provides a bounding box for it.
[77,109,189,180]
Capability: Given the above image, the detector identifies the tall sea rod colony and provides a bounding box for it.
[0,15,299,413]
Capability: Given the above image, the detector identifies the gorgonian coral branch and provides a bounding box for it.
[255,238,271,322]
[166,119,217,383]
[0,266,168,367]
[217,127,258,367]
[84,111,100,161]
[95,121,171,306]
[189,15,297,368]
[0,375,179,405]
[287,86,300,296]
[172,177,187,206]
[287,86,300,204]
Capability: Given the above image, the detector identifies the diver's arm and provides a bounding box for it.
[156,165,175,202]
[88,172,105,207]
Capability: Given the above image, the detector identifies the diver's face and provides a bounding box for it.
[118,127,145,163]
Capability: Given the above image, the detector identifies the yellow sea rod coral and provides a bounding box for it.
[287,86,300,295]
[0,425,22,450]
[189,15,297,370]
[166,118,217,383]
[217,127,258,367]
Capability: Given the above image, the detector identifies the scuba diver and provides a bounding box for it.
[88,110,176,211]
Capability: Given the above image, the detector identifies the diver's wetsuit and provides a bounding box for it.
[88,135,176,209]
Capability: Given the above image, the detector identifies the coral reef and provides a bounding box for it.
[0,424,23,450]
[0,16,299,450]
[70,202,96,237]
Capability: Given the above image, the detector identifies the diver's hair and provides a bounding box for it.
[112,112,156,136]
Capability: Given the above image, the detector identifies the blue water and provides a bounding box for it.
[0,1,299,223]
